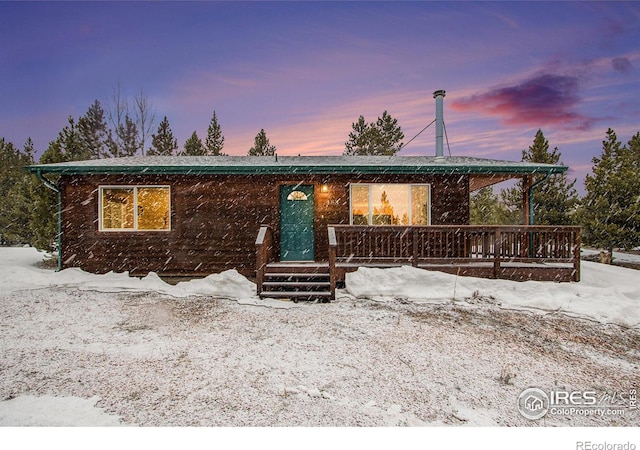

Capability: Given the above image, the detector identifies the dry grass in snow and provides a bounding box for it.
[1,286,638,426]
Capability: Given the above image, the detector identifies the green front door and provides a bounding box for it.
[280,185,315,261]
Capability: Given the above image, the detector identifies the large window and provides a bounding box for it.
[100,186,171,231]
[350,184,430,225]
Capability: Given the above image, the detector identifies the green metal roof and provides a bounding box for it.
[27,155,568,176]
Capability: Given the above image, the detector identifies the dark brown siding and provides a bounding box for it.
[59,173,469,276]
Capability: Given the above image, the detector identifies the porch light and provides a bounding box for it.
[321,184,329,193]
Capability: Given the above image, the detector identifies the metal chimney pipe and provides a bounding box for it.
[433,89,446,157]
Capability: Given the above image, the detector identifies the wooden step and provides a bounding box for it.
[260,262,333,302]
[265,264,329,274]
[260,291,332,303]
[267,262,328,268]
[261,291,332,297]
[264,272,330,279]
[262,281,331,288]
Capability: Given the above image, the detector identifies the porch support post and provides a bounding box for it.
[527,174,550,226]
[573,228,581,282]
[412,228,418,267]
[522,175,532,226]
[493,227,501,279]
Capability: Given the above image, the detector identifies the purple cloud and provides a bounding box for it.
[452,73,596,130]
[612,57,633,74]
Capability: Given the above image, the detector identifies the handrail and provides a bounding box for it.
[328,226,337,247]
[330,224,579,233]
[328,226,337,299]
[255,226,268,246]
[255,225,274,295]
[329,224,581,282]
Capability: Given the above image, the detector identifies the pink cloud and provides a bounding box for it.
[218,89,438,156]
[451,73,596,131]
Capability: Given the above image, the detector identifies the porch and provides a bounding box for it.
[256,224,581,301]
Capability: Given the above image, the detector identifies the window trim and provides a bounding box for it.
[98,185,172,232]
[349,183,431,226]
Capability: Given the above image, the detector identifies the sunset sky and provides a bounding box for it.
[2,1,639,192]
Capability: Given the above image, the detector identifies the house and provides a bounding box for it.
[28,91,580,301]
[28,153,580,301]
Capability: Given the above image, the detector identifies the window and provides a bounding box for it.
[100,186,171,231]
[350,184,430,225]
[286,190,308,201]
[351,185,369,225]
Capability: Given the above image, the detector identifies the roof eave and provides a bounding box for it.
[26,164,568,176]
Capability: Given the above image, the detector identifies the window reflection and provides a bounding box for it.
[137,187,171,230]
[101,186,170,231]
[101,188,134,229]
[351,185,369,225]
[351,184,429,226]
[411,186,429,225]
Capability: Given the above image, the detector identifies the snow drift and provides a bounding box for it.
[346,263,640,328]
[3,246,640,327]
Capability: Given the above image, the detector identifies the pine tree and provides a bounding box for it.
[376,111,405,155]
[344,116,373,156]
[248,129,276,156]
[106,114,140,157]
[29,140,66,252]
[120,115,140,157]
[470,186,510,225]
[500,129,578,225]
[105,130,119,158]
[78,100,108,159]
[0,138,30,244]
[7,139,37,245]
[148,116,178,156]
[180,131,205,156]
[23,137,35,162]
[581,129,640,257]
[0,139,19,198]
[344,111,404,156]
[59,116,91,161]
[205,110,226,156]
[629,131,640,176]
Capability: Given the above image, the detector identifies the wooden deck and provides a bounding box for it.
[257,224,581,300]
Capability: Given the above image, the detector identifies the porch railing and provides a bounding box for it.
[328,225,581,283]
[255,225,274,294]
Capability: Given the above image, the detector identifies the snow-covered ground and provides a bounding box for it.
[0,247,638,428]
[582,247,640,265]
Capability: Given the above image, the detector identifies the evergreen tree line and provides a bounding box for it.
[1,99,639,261]
[0,94,281,250]
[8,94,281,161]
